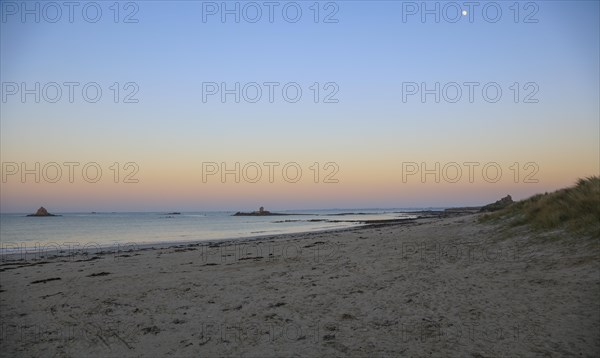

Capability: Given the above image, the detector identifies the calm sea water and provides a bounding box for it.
[0,209,424,253]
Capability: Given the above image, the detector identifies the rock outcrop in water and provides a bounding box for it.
[27,207,59,217]
[480,195,514,212]
[233,207,290,216]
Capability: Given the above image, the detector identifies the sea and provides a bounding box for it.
[0,209,435,256]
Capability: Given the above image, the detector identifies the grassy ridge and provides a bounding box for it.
[480,176,600,237]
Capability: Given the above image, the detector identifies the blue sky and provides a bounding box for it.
[1,1,599,212]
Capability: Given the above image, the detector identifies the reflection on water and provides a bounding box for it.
[0,209,421,250]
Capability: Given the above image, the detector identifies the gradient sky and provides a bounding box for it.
[1,0,599,212]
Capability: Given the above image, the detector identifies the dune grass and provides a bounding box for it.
[480,176,600,237]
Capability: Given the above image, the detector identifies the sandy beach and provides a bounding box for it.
[1,213,598,357]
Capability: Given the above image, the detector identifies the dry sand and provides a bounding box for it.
[1,214,598,357]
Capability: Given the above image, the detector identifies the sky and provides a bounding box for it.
[1,0,599,212]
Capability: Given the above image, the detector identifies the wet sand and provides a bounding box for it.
[1,213,598,357]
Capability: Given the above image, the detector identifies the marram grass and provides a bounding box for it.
[480,176,600,237]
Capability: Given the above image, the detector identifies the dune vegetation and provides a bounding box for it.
[480,176,600,237]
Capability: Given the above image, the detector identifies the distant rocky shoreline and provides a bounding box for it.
[233,206,299,216]
[23,195,514,219]
[233,212,293,216]
[233,196,514,218]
